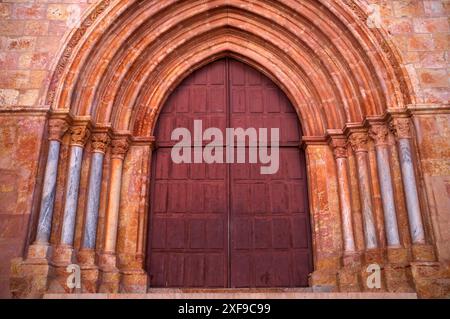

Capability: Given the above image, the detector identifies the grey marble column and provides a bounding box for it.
[60,125,90,246]
[349,132,378,250]
[35,119,69,243]
[82,133,109,249]
[370,124,401,247]
[391,118,426,244]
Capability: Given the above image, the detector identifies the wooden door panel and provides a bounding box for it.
[148,60,228,288]
[228,58,311,288]
[148,58,311,288]
[229,59,300,146]
[229,148,311,288]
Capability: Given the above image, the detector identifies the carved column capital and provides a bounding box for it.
[330,138,348,159]
[48,119,69,142]
[111,138,129,159]
[70,125,91,147]
[369,124,389,146]
[91,133,110,154]
[348,132,369,153]
[389,118,412,139]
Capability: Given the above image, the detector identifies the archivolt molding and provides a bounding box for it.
[46,0,415,138]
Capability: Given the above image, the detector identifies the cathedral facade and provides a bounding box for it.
[0,0,449,298]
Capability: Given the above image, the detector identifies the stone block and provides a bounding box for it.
[385,265,415,293]
[120,270,148,294]
[410,262,450,298]
[98,270,120,294]
[338,267,362,292]
[412,244,436,262]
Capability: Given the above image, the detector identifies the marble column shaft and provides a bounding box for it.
[370,125,401,247]
[398,139,425,243]
[60,125,90,246]
[36,141,61,243]
[35,119,69,243]
[82,133,109,250]
[83,153,105,249]
[391,119,426,244]
[332,139,356,253]
[349,133,378,250]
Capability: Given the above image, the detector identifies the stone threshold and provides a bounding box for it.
[44,288,418,299]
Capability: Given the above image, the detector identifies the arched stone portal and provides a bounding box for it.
[11,0,443,297]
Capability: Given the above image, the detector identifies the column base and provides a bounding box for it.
[385,264,415,293]
[412,244,436,262]
[361,248,387,292]
[98,252,120,293]
[387,246,409,265]
[309,270,338,292]
[364,248,385,265]
[9,242,57,298]
[384,247,414,292]
[338,267,362,292]
[338,252,363,292]
[26,242,53,263]
[78,249,99,293]
[120,270,148,293]
[98,270,120,293]
[10,257,51,299]
[47,245,77,293]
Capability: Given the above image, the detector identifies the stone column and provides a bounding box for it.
[331,138,356,255]
[49,124,90,292]
[390,118,435,263]
[369,124,401,248]
[59,125,91,247]
[99,137,129,293]
[119,138,155,293]
[390,118,425,245]
[78,132,110,292]
[370,123,412,292]
[27,119,69,261]
[82,133,110,250]
[349,133,378,250]
[331,137,361,292]
[303,142,341,292]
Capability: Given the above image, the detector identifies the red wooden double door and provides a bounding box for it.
[147,58,312,288]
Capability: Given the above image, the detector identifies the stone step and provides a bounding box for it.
[44,288,418,299]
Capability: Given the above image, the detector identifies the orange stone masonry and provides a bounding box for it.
[0,0,449,298]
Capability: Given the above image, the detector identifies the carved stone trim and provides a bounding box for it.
[110,138,130,159]
[91,133,110,154]
[390,118,412,139]
[344,1,412,105]
[70,125,91,147]
[349,132,369,153]
[369,124,389,146]
[331,138,348,159]
[46,0,113,106]
[48,119,69,142]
